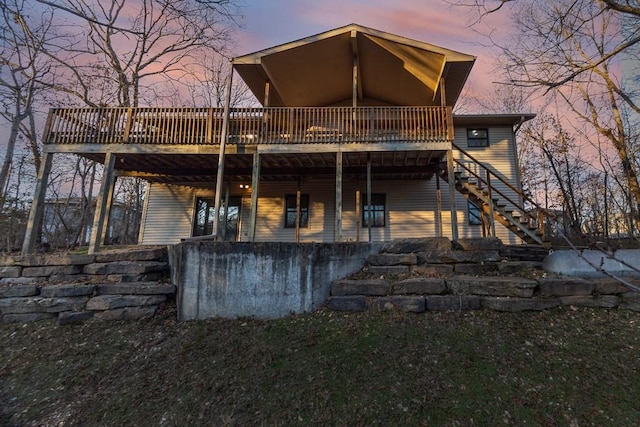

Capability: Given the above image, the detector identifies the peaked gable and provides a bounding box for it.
[233,23,476,107]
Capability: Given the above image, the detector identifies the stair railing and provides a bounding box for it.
[451,143,557,241]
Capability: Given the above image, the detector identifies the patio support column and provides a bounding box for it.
[436,173,443,237]
[367,153,372,243]
[248,151,260,241]
[446,149,459,241]
[211,63,234,239]
[264,81,271,108]
[355,176,361,242]
[88,152,116,254]
[295,178,301,243]
[221,181,231,241]
[335,150,343,242]
[137,183,151,244]
[21,152,53,254]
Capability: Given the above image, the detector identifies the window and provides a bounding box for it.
[193,197,215,236]
[468,200,482,225]
[467,128,489,147]
[362,194,386,227]
[192,196,242,240]
[285,194,309,228]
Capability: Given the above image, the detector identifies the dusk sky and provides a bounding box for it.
[232,0,505,97]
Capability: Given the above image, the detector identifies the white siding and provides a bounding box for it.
[139,124,524,244]
[247,181,335,242]
[454,125,522,244]
[140,184,196,244]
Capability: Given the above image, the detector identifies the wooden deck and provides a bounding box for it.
[43,106,454,146]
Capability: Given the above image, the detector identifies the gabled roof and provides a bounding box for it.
[233,23,476,108]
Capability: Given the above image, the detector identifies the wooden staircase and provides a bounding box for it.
[440,144,554,245]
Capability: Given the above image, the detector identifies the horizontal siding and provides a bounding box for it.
[454,126,522,244]
[140,184,196,245]
[140,179,521,245]
[138,124,523,244]
[250,181,335,243]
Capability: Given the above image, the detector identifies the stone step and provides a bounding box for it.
[328,273,640,313]
[331,275,539,298]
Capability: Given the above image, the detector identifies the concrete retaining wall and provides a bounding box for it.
[169,242,383,320]
[542,249,640,278]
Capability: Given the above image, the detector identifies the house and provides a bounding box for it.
[21,24,547,254]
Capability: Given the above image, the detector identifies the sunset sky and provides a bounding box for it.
[232,0,507,97]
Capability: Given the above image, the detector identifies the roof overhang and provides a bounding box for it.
[453,114,536,127]
[233,23,476,108]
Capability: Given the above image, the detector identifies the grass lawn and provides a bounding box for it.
[1,305,639,426]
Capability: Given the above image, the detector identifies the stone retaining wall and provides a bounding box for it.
[328,237,640,313]
[0,247,174,324]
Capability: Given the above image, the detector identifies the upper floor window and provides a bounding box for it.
[467,128,489,147]
[285,194,309,228]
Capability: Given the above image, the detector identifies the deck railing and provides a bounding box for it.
[43,106,454,145]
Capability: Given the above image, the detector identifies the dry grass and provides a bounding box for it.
[1,304,639,426]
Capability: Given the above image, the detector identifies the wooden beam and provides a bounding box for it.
[98,175,116,247]
[248,152,260,241]
[355,189,361,242]
[137,183,151,243]
[221,181,231,241]
[367,152,372,242]
[335,150,343,242]
[21,152,53,254]
[115,164,441,178]
[264,81,271,109]
[295,180,301,243]
[351,30,363,102]
[440,77,447,107]
[88,152,116,254]
[436,173,443,237]
[211,64,234,239]
[446,149,459,241]
[45,141,451,155]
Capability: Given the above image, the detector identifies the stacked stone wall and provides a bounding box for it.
[0,248,174,324]
[328,238,640,313]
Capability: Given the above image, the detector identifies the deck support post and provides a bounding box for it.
[211,63,234,239]
[248,151,260,241]
[436,173,443,237]
[355,181,361,242]
[21,152,53,254]
[221,181,231,241]
[335,150,343,242]
[367,153,372,242]
[295,178,301,243]
[446,149,459,241]
[88,152,116,254]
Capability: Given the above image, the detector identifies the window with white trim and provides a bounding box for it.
[467,128,489,147]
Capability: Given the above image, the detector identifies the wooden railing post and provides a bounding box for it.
[447,149,459,241]
[486,170,496,237]
[538,210,546,240]
[122,107,134,142]
[206,108,213,144]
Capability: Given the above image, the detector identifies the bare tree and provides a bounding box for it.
[175,52,253,107]
[42,0,240,107]
[30,0,241,246]
[452,0,640,233]
[0,0,52,209]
